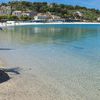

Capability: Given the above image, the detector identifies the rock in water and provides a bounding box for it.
[0,70,10,83]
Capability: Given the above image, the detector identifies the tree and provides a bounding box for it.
[7,15,19,20]
[20,15,31,21]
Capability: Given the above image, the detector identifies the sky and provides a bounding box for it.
[1,0,100,9]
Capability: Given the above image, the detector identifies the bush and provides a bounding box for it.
[0,15,19,21]
[20,15,31,21]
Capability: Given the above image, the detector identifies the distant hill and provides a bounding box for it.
[0,1,100,22]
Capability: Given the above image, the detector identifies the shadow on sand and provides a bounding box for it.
[0,67,20,74]
[0,67,20,83]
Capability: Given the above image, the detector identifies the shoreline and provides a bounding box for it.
[0,22,100,27]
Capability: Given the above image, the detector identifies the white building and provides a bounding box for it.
[51,15,61,20]
[12,11,33,17]
[97,17,100,21]
[34,13,51,21]
[74,11,83,19]
[0,6,11,15]
[74,11,83,17]
[22,12,30,16]
[12,11,22,17]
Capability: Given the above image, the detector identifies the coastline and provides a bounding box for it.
[0,22,100,27]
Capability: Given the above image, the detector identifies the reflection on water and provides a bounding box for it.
[0,24,100,100]
[0,24,100,47]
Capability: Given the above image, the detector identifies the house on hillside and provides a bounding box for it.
[12,10,37,18]
[51,15,61,19]
[73,11,83,19]
[29,11,37,17]
[46,12,65,22]
[97,17,100,22]
[0,6,11,15]
[12,11,31,17]
[22,11,31,17]
[12,11,22,17]
[50,14,65,22]
[34,13,51,22]
[34,12,65,22]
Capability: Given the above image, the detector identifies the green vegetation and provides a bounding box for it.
[0,15,19,21]
[0,1,100,22]
[20,16,31,21]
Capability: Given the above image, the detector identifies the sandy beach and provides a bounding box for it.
[0,60,61,100]
[0,58,68,100]
[0,71,59,100]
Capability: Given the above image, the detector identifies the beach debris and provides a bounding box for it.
[0,70,10,83]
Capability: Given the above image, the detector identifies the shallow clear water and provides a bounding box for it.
[0,24,100,100]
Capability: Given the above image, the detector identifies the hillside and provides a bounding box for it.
[0,1,100,22]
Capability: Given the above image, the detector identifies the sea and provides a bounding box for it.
[0,24,100,100]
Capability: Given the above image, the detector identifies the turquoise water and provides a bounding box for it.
[0,24,100,100]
